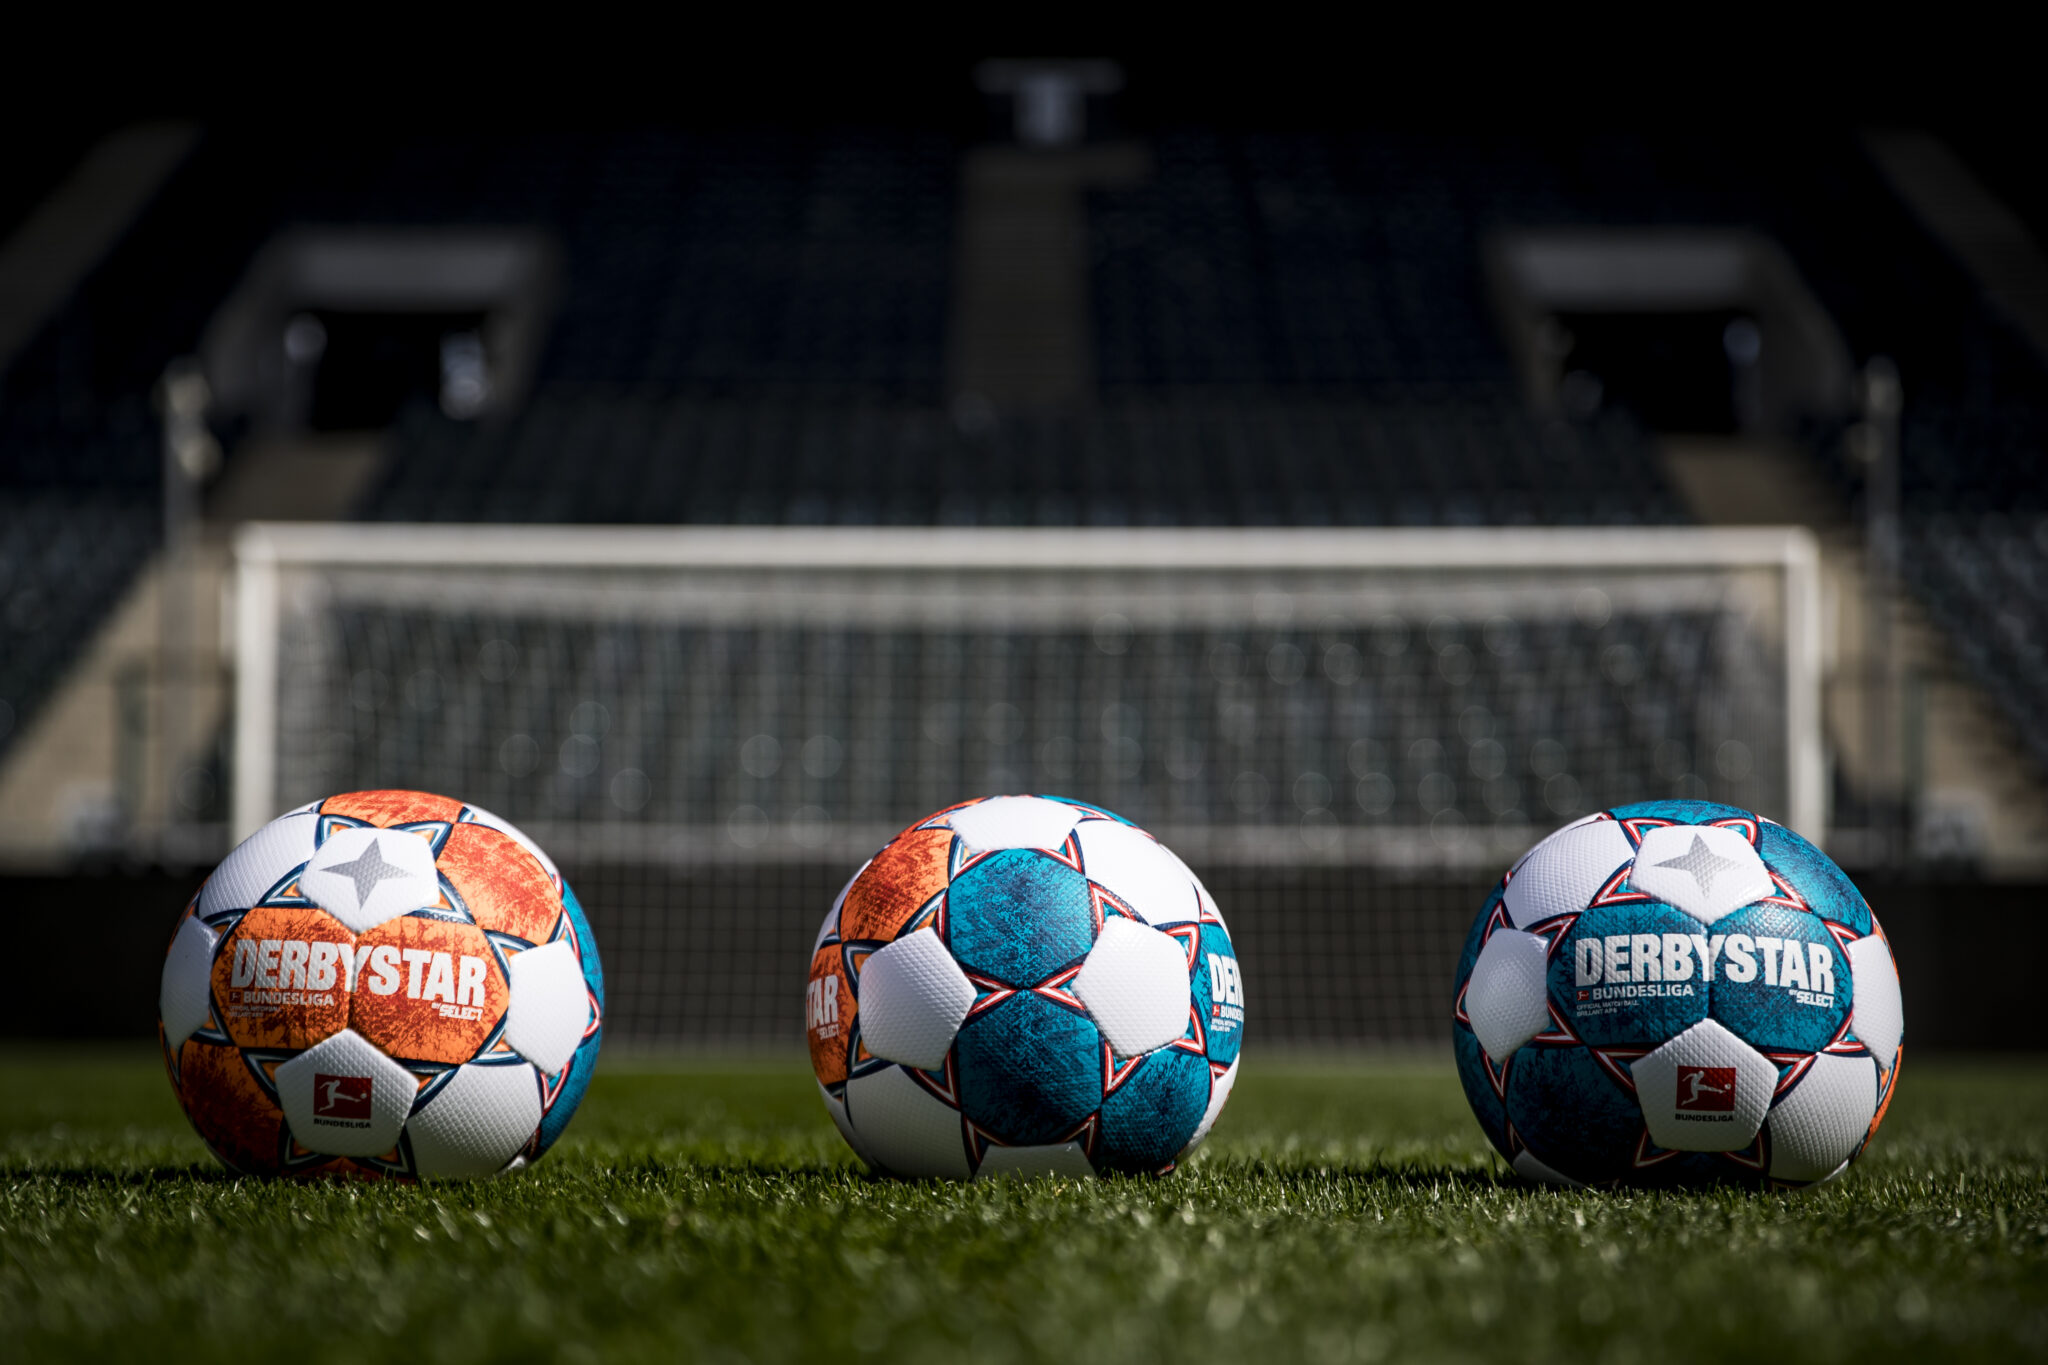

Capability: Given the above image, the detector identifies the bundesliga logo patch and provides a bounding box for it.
[1674,1065,1737,1117]
[312,1072,374,1124]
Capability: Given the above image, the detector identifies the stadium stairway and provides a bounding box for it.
[1661,436,2048,874]
[0,435,386,866]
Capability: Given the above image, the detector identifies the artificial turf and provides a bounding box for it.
[2,1049,2044,1364]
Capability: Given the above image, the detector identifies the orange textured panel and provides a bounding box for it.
[839,826,951,945]
[806,944,856,1087]
[210,906,355,1051]
[438,823,560,944]
[350,917,508,1065]
[320,789,465,827]
[176,1036,288,1176]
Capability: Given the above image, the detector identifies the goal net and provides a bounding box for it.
[234,525,1821,1050]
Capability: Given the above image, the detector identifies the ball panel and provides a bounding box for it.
[1178,1057,1238,1160]
[196,812,319,919]
[1507,811,1604,877]
[320,789,465,827]
[946,848,1096,987]
[1465,928,1552,1061]
[975,1141,1096,1180]
[1452,1026,1511,1160]
[955,992,1103,1145]
[1097,1045,1210,1172]
[160,914,219,1050]
[1627,825,1774,928]
[407,1061,543,1179]
[275,1027,418,1158]
[437,824,561,944]
[1072,820,1195,925]
[174,1037,290,1176]
[1758,821,1872,934]
[1767,1052,1878,1183]
[857,927,975,1070]
[845,1064,972,1179]
[1845,929,1903,1072]
[1706,904,1851,1054]
[1511,1148,1583,1186]
[1195,922,1245,1065]
[817,1078,872,1166]
[299,826,443,935]
[349,917,507,1065]
[806,942,855,1087]
[209,905,354,1051]
[1503,1044,1643,1184]
[1631,1018,1776,1153]
[1607,799,1756,826]
[839,828,951,945]
[947,795,1082,855]
[1073,917,1192,1058]
[456,802,562,883]
[503,940,591,1075]
[1548,903,1710,1048]
[1502,818,1633,928]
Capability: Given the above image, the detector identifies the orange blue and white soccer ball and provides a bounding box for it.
[1454,800,1902,1188]
[807,795,1243,1178]
[158,790,603,1179]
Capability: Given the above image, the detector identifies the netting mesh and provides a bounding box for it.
[258,546,1795,1046]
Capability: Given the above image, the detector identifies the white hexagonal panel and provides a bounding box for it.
[1846,933,1903,1072]
[1073,917,1191,1057]
[947,796,1081,856]
[275,1027,417,1157]
[1627,825,1773,927]
[1767,1053,1878,1183]
[298,827,442,935]
[1503,818,1634,928]
[1511,1149,1582,1186]
[976,1141,1096,1180]
[1073,821,1194,924]
[845,1064,971,1179]
[459,803,560,883]
[857,928,975,1070]
[197,812,319,917]
[503,941,590,1075]
[818,1080,873,1166]
[1631,1017,1778,1152]
[1178,1059,1237,1160]
[407,1061,543,1178]
[159,916,219,1048]
[1508,812,1604,878]
[1465,929,1553,1061]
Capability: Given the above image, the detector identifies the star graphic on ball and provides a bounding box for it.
[1652,834,1741,894]
[323,837,410,904]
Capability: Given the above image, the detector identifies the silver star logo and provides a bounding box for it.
[1653,834,1741,894]
[322,837,408,905]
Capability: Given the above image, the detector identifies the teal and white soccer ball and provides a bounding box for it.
[807,796,1244,1178]
[1453,801,1902,1188]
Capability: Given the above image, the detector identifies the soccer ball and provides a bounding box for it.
[158,790,604,1179]
[806,796,1243,1178]
[1453,800,1902,1189]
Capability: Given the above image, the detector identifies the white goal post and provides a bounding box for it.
[233,523,1823,851]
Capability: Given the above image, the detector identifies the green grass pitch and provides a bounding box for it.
[3,1050,2045,1363]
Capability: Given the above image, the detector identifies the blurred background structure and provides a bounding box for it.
[1,61,2041,1048]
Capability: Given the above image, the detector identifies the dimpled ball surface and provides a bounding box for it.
[158,790,604,1179]
[807,796,1244,1178]
[1453,800,1902,1189]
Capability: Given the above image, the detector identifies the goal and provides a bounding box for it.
[234,524,1822,1048]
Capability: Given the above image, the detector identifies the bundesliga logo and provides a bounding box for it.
[312,1072,374,1125]
[1674,1065,1737,1119]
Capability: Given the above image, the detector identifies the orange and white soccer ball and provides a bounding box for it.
[159,790,603,1178]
